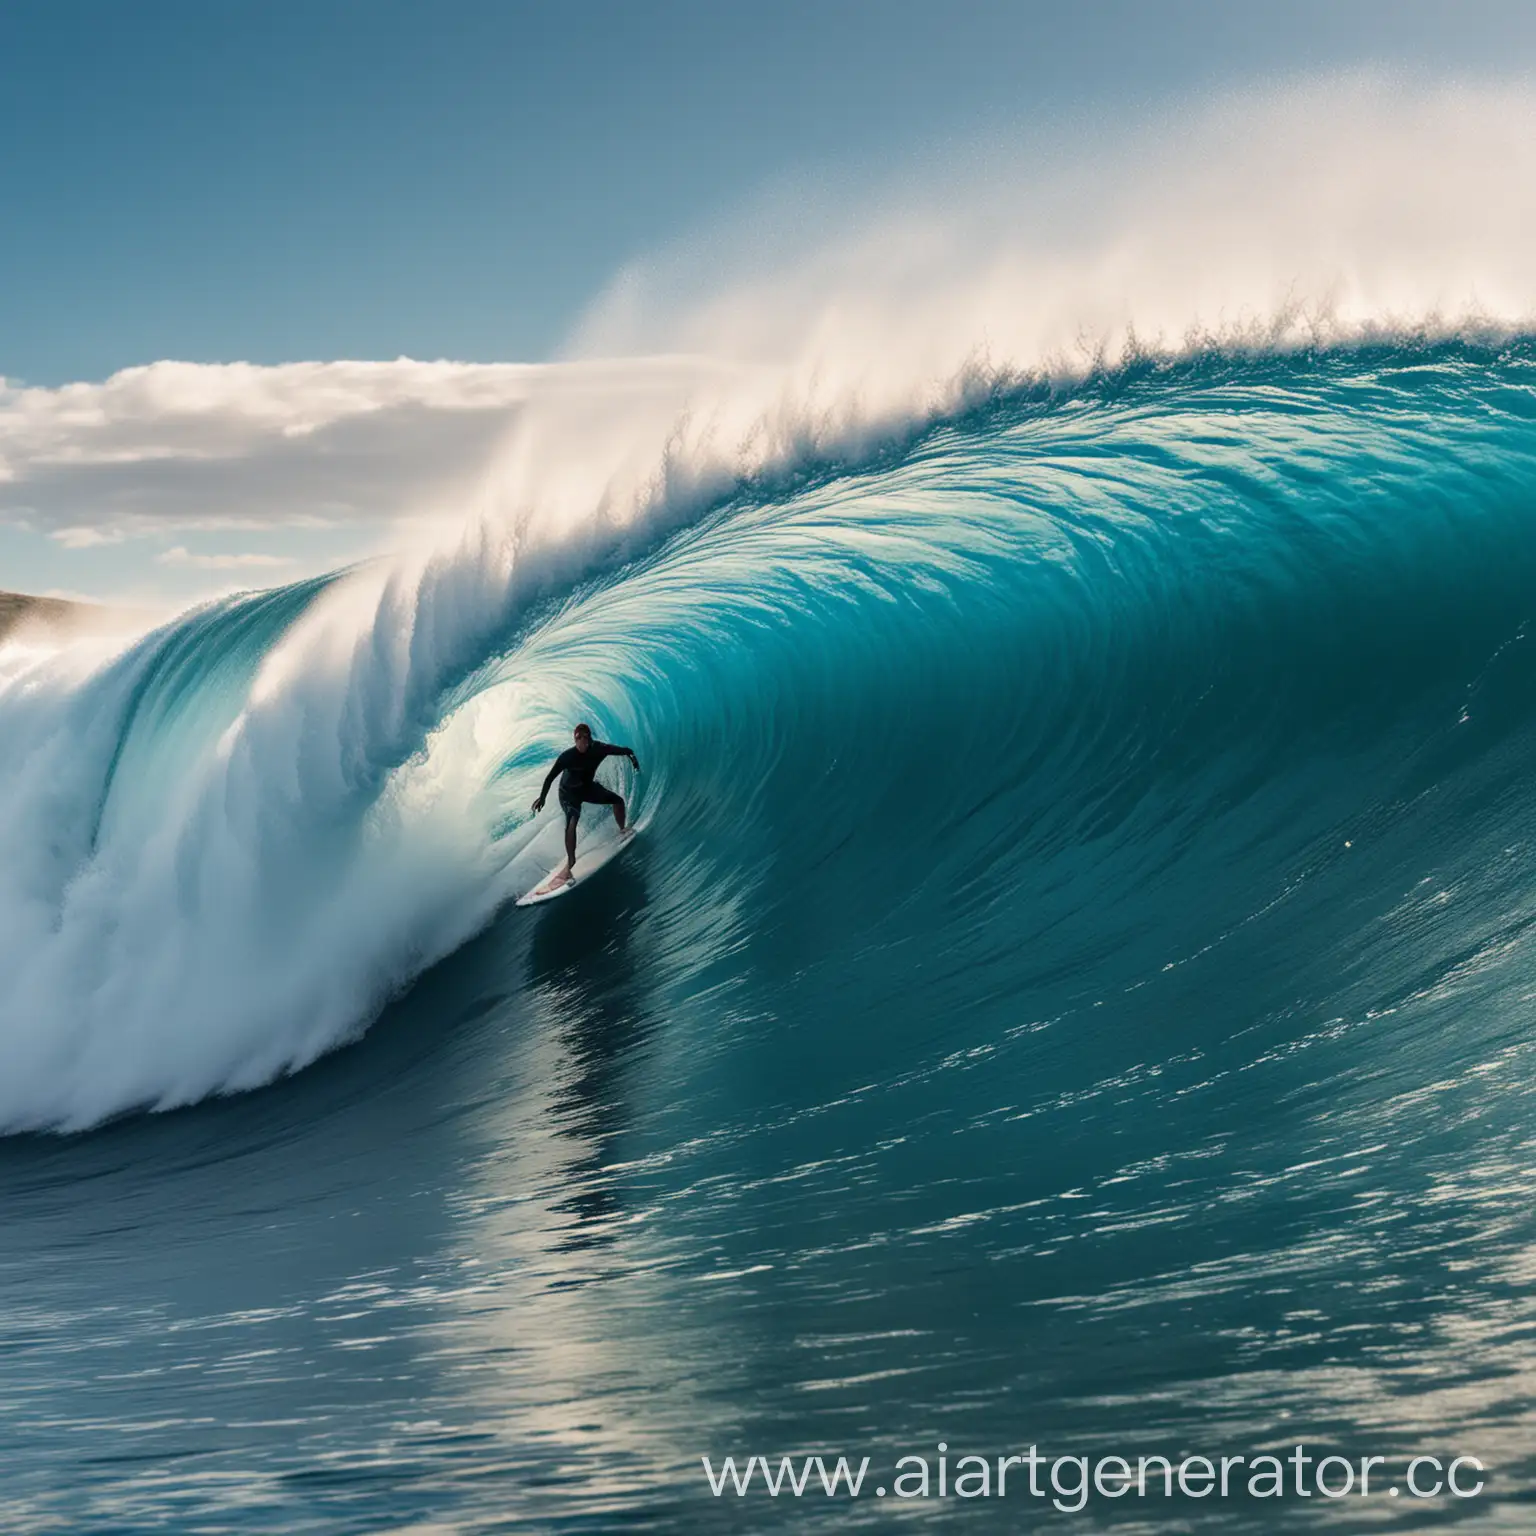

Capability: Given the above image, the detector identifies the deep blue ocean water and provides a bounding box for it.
[1,341,1534,1530]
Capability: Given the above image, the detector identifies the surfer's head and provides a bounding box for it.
[573,723,592,751]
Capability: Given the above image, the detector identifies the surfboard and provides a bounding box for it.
[515,826,639,906]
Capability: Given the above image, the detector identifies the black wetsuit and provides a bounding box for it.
[542,741,633,824]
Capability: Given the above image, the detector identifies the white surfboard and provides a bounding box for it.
[515,826,640,906]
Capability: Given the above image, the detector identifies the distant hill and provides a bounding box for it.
[0,591,160,642]
[0,591,92,638]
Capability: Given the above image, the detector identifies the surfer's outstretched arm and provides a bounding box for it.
[605,743,641,772]
[531,753,569,813]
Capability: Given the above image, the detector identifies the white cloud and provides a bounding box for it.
[0,359,541,468]
[156,546,296,570]
[0,354,717,602]
[50,526,127,549]
[0,359,543,552]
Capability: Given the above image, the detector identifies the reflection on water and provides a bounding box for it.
[528,860,656,1249]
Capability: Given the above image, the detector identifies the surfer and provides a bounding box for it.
[531,723,641,881]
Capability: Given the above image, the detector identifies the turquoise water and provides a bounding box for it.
[2,342,1534,1529]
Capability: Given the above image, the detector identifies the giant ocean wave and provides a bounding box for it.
[6,333,1536,1143]
[5,76,1536,1157]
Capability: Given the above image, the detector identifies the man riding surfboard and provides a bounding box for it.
[531,723,641,888]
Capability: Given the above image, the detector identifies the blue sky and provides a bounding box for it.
[6,0,1536,385]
